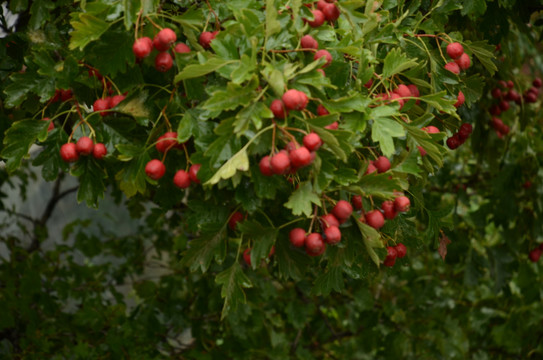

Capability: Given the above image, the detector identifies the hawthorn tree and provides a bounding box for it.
[1,0,543,358]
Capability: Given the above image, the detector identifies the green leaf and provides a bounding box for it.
[311,266,344,296]
[1,119,49,173]
[203,76,259,113]
[464,40,497,76]
[71,158,107,208]
[276,237,310,281]
[345,174,405,198]
[419,91,458,115]
[234,102,273,134]
[382,48,419,78]
[284,182,321,217]
[322,93,370,113]
[265,0,281,38]
[355,219,383,267]
[174,57,237,82]
[461,0,487,18]
[3,73,36,108]
[177,111,197,143]
[114,149,149,197]
[29,0,55,30]
[237,220,278,269]
[181,226,227,273]
[215,263,252,320]
[371,117,405,157]
[69,13,111,51]
[230,54,256,85]
[116,91,151,125]
[205,148,249,185]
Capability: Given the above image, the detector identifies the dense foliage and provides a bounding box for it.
[1,0,543,358]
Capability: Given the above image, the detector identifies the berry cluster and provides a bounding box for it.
[523,77,542,103]
[383,243,407,267]
[529,244,543,263]
[60,137,107,163]
[362,195,410,230]
[304,1,340,28]
[374,83,421,110]
[133,28,191,72]
[93,94,126,116]
[50,88,73,103]
[446,123,473,150]
[365,155,390,175]
[444,42,471,74]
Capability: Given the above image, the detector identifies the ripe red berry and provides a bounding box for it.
[454,91,465,108]
[446,42,464,59]
[173,169,191,189]
[505,90,520,102]
[529,248,542,262]
[76,136,94,156]
[270,99,287,119]
[42,117,54,132]
[455,53,471,70]
[396,84,412,98]
[229,211,244,231]
[133,37,153,58]
[324,121,338,130]
[407,84,420,98]
[320,213,340,229]
[270,152,291,174]
[364,78,374,89]
[243,248,252,266]
[373,156,391,173]
[145,159,166,180]
[491,88,502,99]
[394,196,410,212]
[289,146,312,168]
[322,3,340,21]
[282,89,307,111]
[303,133,322,152]
[489,105,501,116]
[60,143,79,163]
[459,123,473,137]
[446,135,460,150]
[332,200,353,220]
[156,28,176,49]
[324,225,341,244]
[507,80,514,88]
[533,78,542,88]
[383,246,398,267]
[199,31,216,49]
[365,162,377,175]
[395,243,407,258]
[499,100,510,111]
[156,132,178,153]
[524,92,537,103]
[259,156,274,176]
[424,125,440,134]
[301,35,319,49]
[155,52,173,72]
[289,228,306,247]
[92,143,107,159]
[365,210,385,229]
[110,94,126,108]
[305,233,325,255]
[306,10,325,27]
[316,0,328,11]
[93,98,110,116]
[317,104,330,116]
[352,195,363,210]
[174,42,190,54]
[189,164,201,184]
[60,89,73,102]
[381,201,397,220]
[314,49,332,67]
[444,62,460,75]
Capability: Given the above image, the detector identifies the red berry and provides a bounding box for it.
[395,243,407,258]
[459,123,473,137]
[303,133,322,152]
[60,89,72,102]
[76,136,94,156]
[92,143,107,159]
[489,105,501,116]
[155,52,173,72]
[423,125,440,134]
[491,88,502,99]
[93,98,110,116]
[259,156,274,176]
[396,84,412,98]
[332,200,353,220]
[444,62,460,75]
[352,195,362,210]
[407,84,420,98]
[446,42,464,59]
[305,233,325,255]
[174,42,190,53]
[289,146,312,168]
[229,211,244,231]
[524,92,537,103]
[156,28,176,49]
[533,78,542,88]
[383,246,397,267]
[446,135,460,150]
[300,35,319,49]
[324,121,338,130]
[324,225,341,244]
[282,89,307,111]
[42,117,54,132]
[316,0,328,11]
[60,143,79,163]
[306,10,325,27]
[145,159,166,180]
[189,164,201,184]
[365,162,377,175]
[289,228,306,247]
[454,91,465,108]
[505,90,520,102]
[322,3,340,21]
[498,80,508,88]
[156,132,178,153]
[173,169,191,189]
[320,213,340,229]
[364,78,374,89]
[507,80,514,88]
[529,248,541,262]
[270,99,287,119]
[365,210,385,229]
[199,31,216,49]
[455,53,471,70]
[374,156,391,173]
[317,104,330,116]
[270,152,291,174]
[381,201,397,220]
[133,37,153,58]
[499,100,510,111]
[314,49,332,67]
[243,248,252,266]
[110,94,126,108]
[394,196,410,212]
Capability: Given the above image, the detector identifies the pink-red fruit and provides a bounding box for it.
[455,53,471,70]
[174,43,190,54]
[289,146,312,168]
[189,164,201,184]
[145,159,166,180]
[270,99,287,119]
[92,143,107,159]
[132,37,153,58]
[173,170,191,189]
[60,143,79,163]
[303,133,322,152]
[381,201,397,220]
[322,3,340,21]
[282,89,308,111]
[445,62,460,75]
[317,104,330,116]
[383,246,398,267]
[320,214,340,229]
[314,49,332,67]
[374,156,391,173]
[306,10,325,27]
[301,35,319,49]
[305,233,325,255]
[93,98,109,116]
[394,196,410,212]
[229,211,244,231]
[454,91,465,108]
[332,200,353,220]
[270,152,291,174]
[395,243,407,258]
[324,226,341,245]
[155,52,173,72]
[289,228,306,247]
[259,156,274,176]
[529,248,541,262]
[352,195,363,210]
[243,248,251,266]
[365,210,385,229]
[156,132,179,153]
[199,31,217,49]
[76,136,94,156]
[446,42,464,59]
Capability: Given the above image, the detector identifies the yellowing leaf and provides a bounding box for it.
[205,149,249,185]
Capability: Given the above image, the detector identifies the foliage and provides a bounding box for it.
[1,0,543,358]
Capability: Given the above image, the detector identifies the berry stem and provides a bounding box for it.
[144,15,162,30]
[204,0,221,31]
